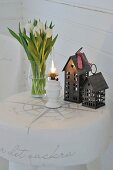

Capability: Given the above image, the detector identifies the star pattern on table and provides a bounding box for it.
[8,96,96,134]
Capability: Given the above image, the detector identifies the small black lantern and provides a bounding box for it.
[62,48,91,103]
[82,72,109,109]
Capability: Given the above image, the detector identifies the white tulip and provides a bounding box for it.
[45,28,53,38]
[25,22,34,33]
[37,21,45,33]
[33,26,40,36]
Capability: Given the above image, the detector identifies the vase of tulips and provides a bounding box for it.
[8,19,58,97]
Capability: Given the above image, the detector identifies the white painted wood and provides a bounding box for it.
[9,161,36,170]
[0,157,8,170]
[0,92,111,167]
[87,158,101,170]
[0,0,23,35]
[44,0,113,14]
[0,34,26,101]
[22,0,113,88]
[9,162,86,170]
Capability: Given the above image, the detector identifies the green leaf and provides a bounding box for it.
[35,33,42,49]
[44,34,58,60]
[23,28,26,34]
[30,32,37,48]
[28,40,41,64]
[33,19,37,26]
[19,22,22,34]
[30,50,40,66]
[49,21,55,29]
[39,34,46,62]
[28,40,37,57]
[52,34,58,47]
[23,33,31,42]
[45,37,52,52]
[19,32,33,60]
[8,28,21,44]
[45,21,47,29]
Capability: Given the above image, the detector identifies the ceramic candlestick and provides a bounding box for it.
[45,79,62,108]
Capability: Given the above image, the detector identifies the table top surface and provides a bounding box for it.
[0,91,109,133]
[0,92,111,166]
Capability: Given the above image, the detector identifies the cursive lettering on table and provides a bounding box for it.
[0,145,76,160]
[0,145,28,159]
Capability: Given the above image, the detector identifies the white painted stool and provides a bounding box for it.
[0,92,111,170]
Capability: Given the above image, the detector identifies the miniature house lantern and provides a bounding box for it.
[82,72,109,109]
[62,48,91,103]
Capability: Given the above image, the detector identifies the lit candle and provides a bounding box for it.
[45,59,61,108]
[49,59,58,80]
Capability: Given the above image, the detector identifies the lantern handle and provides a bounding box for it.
[90,63,97,74]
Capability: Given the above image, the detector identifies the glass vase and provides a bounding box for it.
[29,60,46,97]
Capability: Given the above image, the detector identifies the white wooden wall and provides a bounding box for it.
[0,0,23,35]
[22,0,113,170]
[0,0,26,99]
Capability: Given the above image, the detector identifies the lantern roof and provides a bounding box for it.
[62,49,91,75]
[84,72,109,92]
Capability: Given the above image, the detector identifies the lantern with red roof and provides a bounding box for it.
[62,47,91,103]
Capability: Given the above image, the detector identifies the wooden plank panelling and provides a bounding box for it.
[44,0,113,15]
[23,0,113,93]
[0,0,23,34]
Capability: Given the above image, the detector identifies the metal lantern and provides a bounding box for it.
[82,72,109,109]
[62,48,91,103]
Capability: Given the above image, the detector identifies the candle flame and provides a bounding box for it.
[51,59,56,73]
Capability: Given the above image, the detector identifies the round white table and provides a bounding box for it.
[0,92,111,170]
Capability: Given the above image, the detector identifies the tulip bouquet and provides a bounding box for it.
[8,19,58,96]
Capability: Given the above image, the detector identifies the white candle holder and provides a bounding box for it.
[45,79,62,108]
